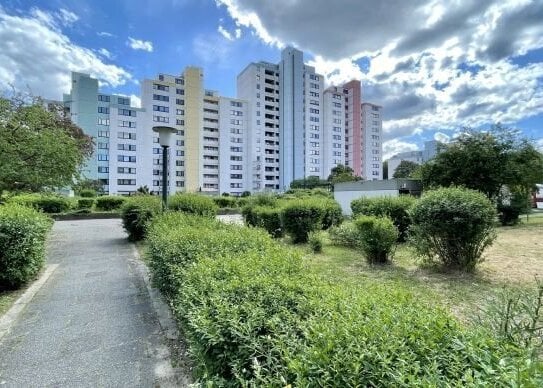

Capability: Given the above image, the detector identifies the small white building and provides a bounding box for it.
[333,179,422,216]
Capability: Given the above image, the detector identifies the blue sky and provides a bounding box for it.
[1,0,542,158]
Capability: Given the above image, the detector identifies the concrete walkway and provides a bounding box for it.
[0,219,186,387]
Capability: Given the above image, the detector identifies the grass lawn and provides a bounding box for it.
[301,216,543,323]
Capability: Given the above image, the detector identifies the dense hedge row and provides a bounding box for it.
[0,204,53,289]
[8,193,72,213]
[242,196,342,243]
[169,193,218,218]
[120,195,162,241]
[146,212,541,385]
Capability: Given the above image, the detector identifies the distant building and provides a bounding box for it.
[387,140,440,178]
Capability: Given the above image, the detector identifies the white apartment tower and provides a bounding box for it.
[361,102,383,180]
[322,86,346,178]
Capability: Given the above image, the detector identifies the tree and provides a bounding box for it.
[392,160,420,178]
[290,176,329,189]
[327,164,362,184]
[72,179,104,195]
[0,95,93,193]
[420,125,543,201]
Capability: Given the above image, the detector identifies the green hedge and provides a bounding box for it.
[328,222,360,248]
[77,198,94,209]
[168,193,218,217]
[410,187,497,271]
[212,196,238,208]
[354,215,398,263]
[281,199,325,243]
[351,196,416,242]
[0,204,53,289]
[120,196,162,241]
[251,206,284,238]
[146,212,541,385]
[9,193,72,213]
[95,196,126,211]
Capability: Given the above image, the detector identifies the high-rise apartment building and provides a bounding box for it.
[361,102,383,180]
[322,86,346,179]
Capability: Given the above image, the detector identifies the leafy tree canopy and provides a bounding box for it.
[290,175,329,189]
[327,164,362,184]
[0,94,93,193]
[420,125,543,199]
[392,160,420,179]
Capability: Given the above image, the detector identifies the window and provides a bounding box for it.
[310,142,320,147]
[118,120,136,128]
[333,102,342,107]
[117,144,136,151]
[153,105,169,112]
[230,119,241,125]
[98,130,109,137]
[117,97,130,105]
[153,148,162,154]
[309,108,319,114]
[176,88,184,95]
[230,165,242,170]
[176,150,184,156]
[176,119,184,125]
[230,156,242,161]
[98,106,109,114]
[309,91,319,97]
[98,166,109,173]
[309,116,320,122]
[230,110,243,116]
[98,142,109,149]
[98,95,110,102]
[97,118,109,125]
[333,118,342,124]
[175,78,184,85]
[117,179,136,185]
[176,160,184,166]
[176,140,184,146]
[176,171,184,177]
[117,155,136,162]
[310,99,319,105]
[230,101,242,107]
[118,132,136,140]
[309,74,319,81]
[310,82,319,89]
[153,115,169,123]
[230,174,242,179]
[176,181,185,187]
[153,83,169,91]
[119,109,136,117]
[176,109,184,115]
[176,99,184,105]
[333,135,342,140]
[309,150,320,155]
[230,146,242,152]
[310,133,319,139]
[310,125,319,130]
[98,154,109,161]
[117,167,136,174]
[230,183,242,188]
[153,94,169,102]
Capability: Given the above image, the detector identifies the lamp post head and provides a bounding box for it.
[152,126,176,147]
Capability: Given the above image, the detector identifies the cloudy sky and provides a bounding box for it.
[1,0,542,158]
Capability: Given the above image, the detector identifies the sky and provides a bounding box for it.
[1,0,542,159]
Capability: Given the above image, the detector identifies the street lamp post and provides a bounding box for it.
[152,126,176,210]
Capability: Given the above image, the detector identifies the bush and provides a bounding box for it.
[168,193,218,217]
[120,195,162,241]
[351,195,416,241]
[281,199,326,243]
[213,196,238,209]
[354,216,398,264]
[9,193,72,213]
[95,196,126,211]
[328,221,360,248]
[146,213,540,385]
[251,206,284,238]
[410,187,497,271]
[77,198,94,209]
[308,231,324,253]
[0,204,52,289]
[320,199,343,229]
[78,189,96,198]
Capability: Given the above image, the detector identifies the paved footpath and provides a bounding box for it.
[0,219,186,387]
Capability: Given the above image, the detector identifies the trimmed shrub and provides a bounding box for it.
[281,199,325,243]
[78,189,96,198]
[410,187,497,271]
[351,195,416,241]
[320,199,343,229]
[0,204,52,289]
[328,221,360,248]
[146,213,540,385]
[95,196,126,211]
[213,196,238,209]
[120,195,162,241]
[9,193,72,213]
[168,193,218,217]
[354,215,398,264]
[252,206,284,238]
[308,231,324,253]
[77,198,94,209]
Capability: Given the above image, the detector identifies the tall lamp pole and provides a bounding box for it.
[152,126,176,210]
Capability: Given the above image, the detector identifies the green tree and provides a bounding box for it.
[72,179,104,195]
[420,125,543,200]
[290,176,329,189]
[0,95,93,193]
[327,164,362,184]
[392,160,420,178]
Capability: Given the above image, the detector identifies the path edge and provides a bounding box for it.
[0,264,59,342]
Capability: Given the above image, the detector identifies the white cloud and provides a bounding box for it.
[127,37,153,52]
[218,25,234,41]
[383,139,419,160]
[217,0,543,142]
[433,132,450,143]
[536,138,543,152]
[58,9,78,26]
[130,94,141,108]
[192,34,233,67]
[97,31,114,38]
[0,7,131,99]
[97,48,112,59]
